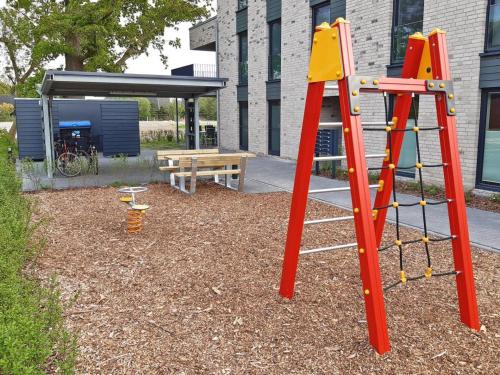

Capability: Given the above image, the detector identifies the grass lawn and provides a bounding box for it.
[140,139,185,150]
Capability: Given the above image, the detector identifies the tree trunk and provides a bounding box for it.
[65,53,84,71]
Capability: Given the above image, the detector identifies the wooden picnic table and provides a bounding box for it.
[157,150,255,194]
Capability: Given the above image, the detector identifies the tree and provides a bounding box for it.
[136,97,151,121]
[199,96,216,121]
[0,0,212,94]
[163,99,185,121]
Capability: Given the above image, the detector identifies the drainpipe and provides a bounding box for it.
[216,13,221,148]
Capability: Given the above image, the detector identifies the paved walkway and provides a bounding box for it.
[244,156,500,252]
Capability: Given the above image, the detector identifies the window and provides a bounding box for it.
[269,20,281,80]
[239,32,248,85]
[388,96,419,177]
[487,0,500,51]
[269,100,281,156]
[239,102,249,151]
[238,0,248,10]
[391,0,424,63]
[312,2,331,29]
[479,92,500,187]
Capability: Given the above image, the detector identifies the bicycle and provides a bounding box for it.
[54,138,99,177]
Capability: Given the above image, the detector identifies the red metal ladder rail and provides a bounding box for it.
[279,19,392,354]
[278,19,480,355]
[369,29,480,331]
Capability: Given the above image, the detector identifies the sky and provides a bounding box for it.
[0,0,216,75]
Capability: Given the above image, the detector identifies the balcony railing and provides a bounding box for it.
[171,64,217,78]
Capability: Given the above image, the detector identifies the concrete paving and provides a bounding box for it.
[245,155,500,252]
[20,149,170,191]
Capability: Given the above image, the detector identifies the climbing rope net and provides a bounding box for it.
[363,93,458,292]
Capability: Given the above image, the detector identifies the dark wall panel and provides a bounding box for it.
[236,8,248,33]
[331,0,346,20]
[15,99,45,160]
[101,102,140,157]
[266,81,281,100]
[237,85,249,102]
[479,54,500,89]
[16,99,140,160]
[267,0,281,21]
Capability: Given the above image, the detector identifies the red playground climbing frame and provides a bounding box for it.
[278,19,480,354]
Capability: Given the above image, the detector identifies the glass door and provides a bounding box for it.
[481,92,500,185]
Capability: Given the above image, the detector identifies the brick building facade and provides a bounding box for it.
[190,1,500,192]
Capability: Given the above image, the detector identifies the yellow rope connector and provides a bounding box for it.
[413,126,419,133]
[359,248,365,254]
[360,79,367,85]
[422,236,430,243]
[352,90,358,96]
[373,79,379,85]
[364,289,370,295]
[389,163,396,170]
[349,167,355,174]
[344,127,350,133]
[385,126,392,132]
[425,267,433,279]
[354,207,360,214]
[392,201,399,208]
[378,179,384,192]
[400,270,407,284]
[416,162,423,169]
[419,200,427,206]
[372,209,379,220]
[395,239,402,247]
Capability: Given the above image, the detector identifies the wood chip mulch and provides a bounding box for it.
[31,183,499,374]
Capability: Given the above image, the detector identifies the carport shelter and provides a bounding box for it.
[39,70,227,178]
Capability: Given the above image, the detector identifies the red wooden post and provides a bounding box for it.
[373,36,425,246]
[279,81,325,299]
[428,30,480,330]
[336,21,390,354]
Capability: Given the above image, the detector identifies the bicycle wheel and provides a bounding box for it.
[56,152,82,177]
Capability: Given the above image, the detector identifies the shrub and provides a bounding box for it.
[0,130,75,374]
[0,102,14,122]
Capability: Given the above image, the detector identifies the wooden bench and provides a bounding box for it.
[156,149,219,184]
[172,154,254,194]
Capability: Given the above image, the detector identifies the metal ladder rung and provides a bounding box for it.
[319,122,343,128]
[304,216,354,225]
[309,184,379,194]
[313,153,386,162]
[300,242,358,255]
[319,121,394,129]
